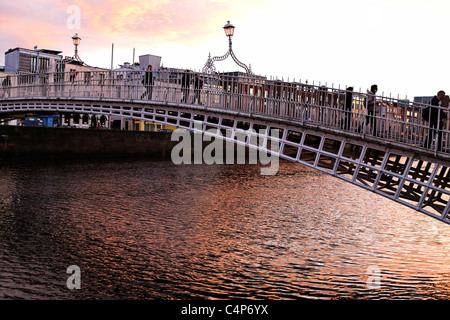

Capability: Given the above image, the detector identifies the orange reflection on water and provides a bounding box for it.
[2,159,450,299]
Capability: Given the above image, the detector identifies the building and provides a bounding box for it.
[414,96,433,105]
[3,46,112,129]
[5,47,63,74]
[2,46,180,132]
[139,54,162,71]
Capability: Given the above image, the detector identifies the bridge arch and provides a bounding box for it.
[1,96,449,225]
[1,69,450,225]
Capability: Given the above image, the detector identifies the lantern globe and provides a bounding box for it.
[223,21,235,37]
[72,33,81,46]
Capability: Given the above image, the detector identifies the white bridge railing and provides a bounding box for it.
[1,69,449,156]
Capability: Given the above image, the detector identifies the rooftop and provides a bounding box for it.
[5,47,62,56]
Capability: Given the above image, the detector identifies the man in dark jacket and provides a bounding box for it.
[425,90,447,151]
[181,70,191,103]
[343,86,353,130]
[141,65,154,100]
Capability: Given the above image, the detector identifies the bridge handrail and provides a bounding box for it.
[0,69,449,156]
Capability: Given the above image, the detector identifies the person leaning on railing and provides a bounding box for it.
[365,84,378,136]
[423,90,447,151]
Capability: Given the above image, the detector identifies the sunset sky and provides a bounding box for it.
[1,0,449,99]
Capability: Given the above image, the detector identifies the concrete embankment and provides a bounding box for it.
[0,126,178,160]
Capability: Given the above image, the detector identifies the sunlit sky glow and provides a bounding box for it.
[1,0,449,99]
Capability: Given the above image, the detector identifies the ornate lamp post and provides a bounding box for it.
[72,33,83,63]
[203,21,253,75]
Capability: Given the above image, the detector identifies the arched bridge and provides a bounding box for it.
[1,69,450,225]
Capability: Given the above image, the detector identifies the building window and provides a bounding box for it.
[54,62,65,83]
[31,56,50,73]
[99,73,105,86]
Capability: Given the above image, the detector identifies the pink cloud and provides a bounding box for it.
[64,0,231,43]
[0,0,246,68]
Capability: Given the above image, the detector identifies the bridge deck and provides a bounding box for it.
[1,70,449,225]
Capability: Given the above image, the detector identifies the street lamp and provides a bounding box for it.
[72,33,82,62]
[202,20,252,75]
[223,21,235,50]
[223,21,235,37]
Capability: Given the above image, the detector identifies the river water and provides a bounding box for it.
[0,157,449,300]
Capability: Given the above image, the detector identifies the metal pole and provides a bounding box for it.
[111,43,114,71]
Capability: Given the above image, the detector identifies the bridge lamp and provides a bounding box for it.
[223,21,235,37]
[72,33,82,62]
[223,21,235,48]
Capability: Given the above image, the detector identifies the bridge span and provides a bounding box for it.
[1,70,450,225]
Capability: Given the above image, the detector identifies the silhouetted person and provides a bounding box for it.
[141,65,154,100]
[424,90,447,151]
[365,84,378,136]
[181,70,191,103]
[343,86,353,130]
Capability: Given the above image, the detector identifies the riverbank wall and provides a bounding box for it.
[0,126,178,160]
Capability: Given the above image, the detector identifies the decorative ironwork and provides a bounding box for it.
[202,21,253,75]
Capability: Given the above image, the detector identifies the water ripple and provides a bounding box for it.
[0,159,450,299]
